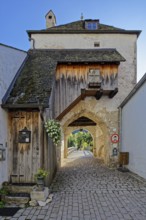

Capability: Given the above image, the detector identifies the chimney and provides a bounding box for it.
[45,10,56,28]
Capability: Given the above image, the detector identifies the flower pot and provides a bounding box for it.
[36,177,44,191]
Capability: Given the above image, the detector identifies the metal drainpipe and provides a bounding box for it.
[118,107,122,152]
[29,37,35,49]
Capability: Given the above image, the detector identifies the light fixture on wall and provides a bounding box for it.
[0,144,6,161]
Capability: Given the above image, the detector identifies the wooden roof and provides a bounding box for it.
[2,49,125,108]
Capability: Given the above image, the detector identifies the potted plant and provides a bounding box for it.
[0,187,9,201]
[34,168,49,190]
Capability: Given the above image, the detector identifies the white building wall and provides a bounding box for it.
[0,44,27,186]
[121,81,146,179]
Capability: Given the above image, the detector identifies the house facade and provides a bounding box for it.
[1,11,141,184]
[0,44,27,186]
[120,73,146,179]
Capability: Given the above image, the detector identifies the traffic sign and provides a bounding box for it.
[111,134,119,143]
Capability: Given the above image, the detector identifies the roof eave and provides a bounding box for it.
[0,43,27,53]
[57,60,125,64]
[119,72,146,108]
[27,30,141,37]
[1,103,49,109]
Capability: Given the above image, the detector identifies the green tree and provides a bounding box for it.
[68,131,93,151]
[68,134,76,148]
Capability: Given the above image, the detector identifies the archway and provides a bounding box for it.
[60,111,109,165]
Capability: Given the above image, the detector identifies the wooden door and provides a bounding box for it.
[8,111,41,183]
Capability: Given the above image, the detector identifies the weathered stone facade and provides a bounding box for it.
[59,97,119,165]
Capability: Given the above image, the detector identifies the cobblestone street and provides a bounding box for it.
[1,150,146,220]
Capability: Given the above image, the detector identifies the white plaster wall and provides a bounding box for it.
[0,45,27,186]
[121,81,146,179]
[31,33,137,105]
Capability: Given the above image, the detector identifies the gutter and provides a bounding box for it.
[118,107,122,152]
[28,37,35,49]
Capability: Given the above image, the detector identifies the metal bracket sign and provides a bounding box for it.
[111,134,119,143]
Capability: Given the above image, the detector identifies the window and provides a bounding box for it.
[94,42,100,47]
[85,21,98,30]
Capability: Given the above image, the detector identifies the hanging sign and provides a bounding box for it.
[111,134,119,143]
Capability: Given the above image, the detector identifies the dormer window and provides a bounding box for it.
[85,20,99,30]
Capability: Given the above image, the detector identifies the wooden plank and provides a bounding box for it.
[8,111,40,183]
[32,112,40,179]
[25,111,32,182]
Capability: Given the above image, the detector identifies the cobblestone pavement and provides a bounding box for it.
[1,150,146,220]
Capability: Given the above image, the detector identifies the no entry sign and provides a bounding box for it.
[111,134,119,143]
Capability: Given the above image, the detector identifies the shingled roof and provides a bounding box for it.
[2,49,125,108]
[27,20,141,37]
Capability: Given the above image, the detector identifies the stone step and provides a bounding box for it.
[4,193,30,205]
[4,184,36,194]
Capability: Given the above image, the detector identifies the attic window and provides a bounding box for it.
[85,21,98,30]
[94,42,100,47]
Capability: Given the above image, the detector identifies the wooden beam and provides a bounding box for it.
[95,90,103,100]
[109,88,118,98]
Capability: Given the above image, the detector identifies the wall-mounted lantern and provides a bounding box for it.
[0,144,6,161]
[19,127,31,143]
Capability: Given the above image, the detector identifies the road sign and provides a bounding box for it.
[111,134,119,143]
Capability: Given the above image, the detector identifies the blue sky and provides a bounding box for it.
[0,0,146,81]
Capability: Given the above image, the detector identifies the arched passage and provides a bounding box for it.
[60,110,109,165]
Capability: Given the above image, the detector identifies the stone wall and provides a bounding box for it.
[60,97,119,165]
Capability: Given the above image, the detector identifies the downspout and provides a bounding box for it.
[118,106,122,152]
[29,37,35,49]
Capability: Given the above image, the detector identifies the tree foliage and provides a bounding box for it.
[68,131,93,151]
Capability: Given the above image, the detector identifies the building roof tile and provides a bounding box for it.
[27,20,141,37]
[2,49,125,108]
